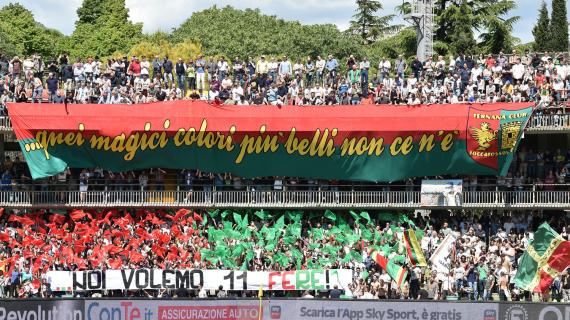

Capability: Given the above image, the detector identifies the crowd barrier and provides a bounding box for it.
[0,190,569,209]
[0,299,568,320]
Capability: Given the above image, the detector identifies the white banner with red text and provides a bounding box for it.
[47,269,352,291]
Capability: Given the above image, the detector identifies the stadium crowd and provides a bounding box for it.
[0,52,569,302]
[0,51,569,111]
[0,208,569,302]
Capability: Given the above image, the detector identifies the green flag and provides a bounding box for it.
[324,210,336,221]
[254,209,271,220]
[350,211,361,222]
[360,212,372,224]
[208,209,219,218]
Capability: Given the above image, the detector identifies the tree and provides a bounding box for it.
[0,28,17,57]
[129,38,202,61]
[446,2,477,54]
[0,3,65,58]
[477,1,519,53]
[69,0,142,58]
[364,28,417,62]
[76,0,104,25]
[532,1,551,52]
[549,0,569,52]
[171,6,362,60]
[479,15,519,53]
[348,0,401,44]
[400,0,519,54]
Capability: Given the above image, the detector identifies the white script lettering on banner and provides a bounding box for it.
[46,269,352,291]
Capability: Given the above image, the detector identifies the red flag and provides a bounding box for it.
[135,228,151,240]
[101,210,115,224]
[151,244,166,258]
[151,216,165,225]
[0,208,5,219]
[108,258,122,269]
[193,212,203,223]
[130,251,144,263]
[174,209,191,221]
[171,225,181,237]
[0,232,10,242]
[70,210,86,221]
[159,233,171,244]
[48,214,66,224]
[104,244,123,255]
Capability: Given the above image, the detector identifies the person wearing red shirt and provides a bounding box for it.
[128,56,141,78]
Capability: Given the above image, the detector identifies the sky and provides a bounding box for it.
[1,0,552,44]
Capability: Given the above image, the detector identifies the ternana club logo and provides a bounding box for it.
[505,305,528,320]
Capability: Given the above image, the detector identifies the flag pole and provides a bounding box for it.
[258,284,263,320]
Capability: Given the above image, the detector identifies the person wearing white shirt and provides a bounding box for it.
[315,56,325,84]
[231,84,244,101]
[279,56,292,77]
[140,56,150,76]
[512,59,525,81]
[217,58,229,79]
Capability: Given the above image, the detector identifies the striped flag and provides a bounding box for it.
[514,222,570,293]
[403,229,427,267]
[370,250,408,289]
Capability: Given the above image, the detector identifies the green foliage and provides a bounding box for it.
[129,39,202,61]
[364,28,417,63]
[479,16,519,53]
[532,1,551,52]
[0,28,17,57]
[76,0,104,25]
[0,3,65,58]
[447,2,477,54]
[514,42,534,54]
[549,0,569,52]
[348,0,401,44]
[69,0,143,58]
[171,6,362,60]
[402,0,519,55]
[477,1,519,53]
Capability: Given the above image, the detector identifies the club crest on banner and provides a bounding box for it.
[466,106,525,171]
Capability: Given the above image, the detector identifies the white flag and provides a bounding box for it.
[429,233,456,274]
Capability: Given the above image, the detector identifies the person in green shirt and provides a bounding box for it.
[348,65,361,85]
[477,260,488,300]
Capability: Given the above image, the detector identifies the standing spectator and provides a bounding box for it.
[325,55,338,85]
[360,57,370,87]
[217,57,229,80]
[31,75,43,103]
[11,56,22,80]
[175,58,186,92]
[411,56,423,79]
[163,56,173,85]
[195,55,206,91]
[279,55,292,79]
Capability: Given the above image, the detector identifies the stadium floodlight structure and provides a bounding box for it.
[404,0,435,62]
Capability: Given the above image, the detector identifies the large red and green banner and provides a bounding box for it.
[7,101,532,181]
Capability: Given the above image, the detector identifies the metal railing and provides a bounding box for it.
[526,114,570,131]
[0,190,568,209]
[0,116,11,131]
